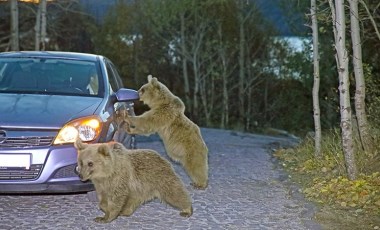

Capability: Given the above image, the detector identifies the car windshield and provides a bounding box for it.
[0,57,101,96]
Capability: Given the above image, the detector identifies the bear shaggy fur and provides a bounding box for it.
[74,139,193,223]
[124,75,209,190]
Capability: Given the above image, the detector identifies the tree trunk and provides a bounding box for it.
[217,23,229,129]
[311,0,322,158]
[238,1,246,129]
[245,53,253,131]
[222,67,229,128]
[10,0,19,51]
[192,54,199,122]
[332,0,358,180]
[200,74,214,126]
[40,0,47,50]
[180,12,191,114]
[349,0,373,153]
[34,0,47,51]
[264,77,269,123]
[34,2,41,50]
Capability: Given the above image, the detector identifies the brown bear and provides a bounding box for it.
[74,139,193,223]
[124,75,209,190]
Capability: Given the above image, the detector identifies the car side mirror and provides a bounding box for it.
[115,88,139,102]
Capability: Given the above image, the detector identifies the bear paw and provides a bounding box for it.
[121,208,135,217]
[94,216,110,223]
[180,206,193,218]
[191,182,207,190]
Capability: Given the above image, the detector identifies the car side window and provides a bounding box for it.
[0,63,6,82]
[105,61,123,93]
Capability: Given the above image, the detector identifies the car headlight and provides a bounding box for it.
[53,116,102,145]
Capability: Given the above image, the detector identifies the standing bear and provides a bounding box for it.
[74,139,193,223]
[124,75,209,190]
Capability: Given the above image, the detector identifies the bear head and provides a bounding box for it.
[74,139,115,182]
[138,75,174,108]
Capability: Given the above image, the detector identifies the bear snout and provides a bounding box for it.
[75,166,87,181]
[75,165,80,175]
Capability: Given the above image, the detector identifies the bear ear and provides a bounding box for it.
[112,142,125,150]
[148,74,158,83]
[148,75,159,87]
[147,75,153,82]
[74,138,88,151]
[98,144,111,157]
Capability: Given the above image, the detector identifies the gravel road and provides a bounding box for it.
[0,128,321,230]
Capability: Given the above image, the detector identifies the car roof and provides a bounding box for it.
[0,51,101,62]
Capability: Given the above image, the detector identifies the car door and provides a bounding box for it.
[105,60,136,149]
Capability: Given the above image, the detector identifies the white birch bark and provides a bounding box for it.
[10,0,19,51]
[238,12,245,127]
[349,0,373,152]
[311,0,322,158]
[34,0,47,51]
[331,0,358,180]
[34,2,41,51]
[40,0,47,51]
[180,12,191,113]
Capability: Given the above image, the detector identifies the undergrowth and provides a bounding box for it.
[273,128,380,229]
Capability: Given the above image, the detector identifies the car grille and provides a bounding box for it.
[0,136,54,148]
[52,164,78,179]
[0,164,43,180]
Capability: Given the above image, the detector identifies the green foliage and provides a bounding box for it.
[364,64,380,129]
[274,128,380,220]
[0,1,95,52]
[304,174,380,214]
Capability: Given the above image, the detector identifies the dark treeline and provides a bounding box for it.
[1,0,380,136]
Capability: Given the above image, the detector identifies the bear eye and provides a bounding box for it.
[87,162,93,167]
[140,88,145,94]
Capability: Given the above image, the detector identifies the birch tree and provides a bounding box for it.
[349,0,373,153]
[311,0,322,158]
[34,0,47,51]
[330,0,358,180]
[216,25,232,128]
[10,0,19,51]
[237,0,246,128]
[180,11,191,113]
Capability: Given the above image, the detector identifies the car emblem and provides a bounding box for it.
[0,130,6,144]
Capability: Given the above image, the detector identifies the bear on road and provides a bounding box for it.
[124,75,209,189]
[74,139,193,223]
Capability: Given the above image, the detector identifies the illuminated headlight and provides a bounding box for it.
[53,116,102,145]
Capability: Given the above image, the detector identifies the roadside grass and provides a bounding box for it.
[273,128,380,230]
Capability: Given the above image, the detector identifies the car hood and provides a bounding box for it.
[0,93,104,129]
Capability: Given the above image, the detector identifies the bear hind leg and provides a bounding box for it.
[183,155,208,190]
[161,189,192,218]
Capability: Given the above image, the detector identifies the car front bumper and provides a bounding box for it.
[0,144,94,194]
[0,181,94,194]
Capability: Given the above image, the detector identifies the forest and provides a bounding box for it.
[1,0,380,137]
[0,0,322,134]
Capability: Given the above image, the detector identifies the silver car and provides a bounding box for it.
[0,51,138,194]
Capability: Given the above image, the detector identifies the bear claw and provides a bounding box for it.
[191,183,207,190]
[180,207,193,218]
[94,216,109,223]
